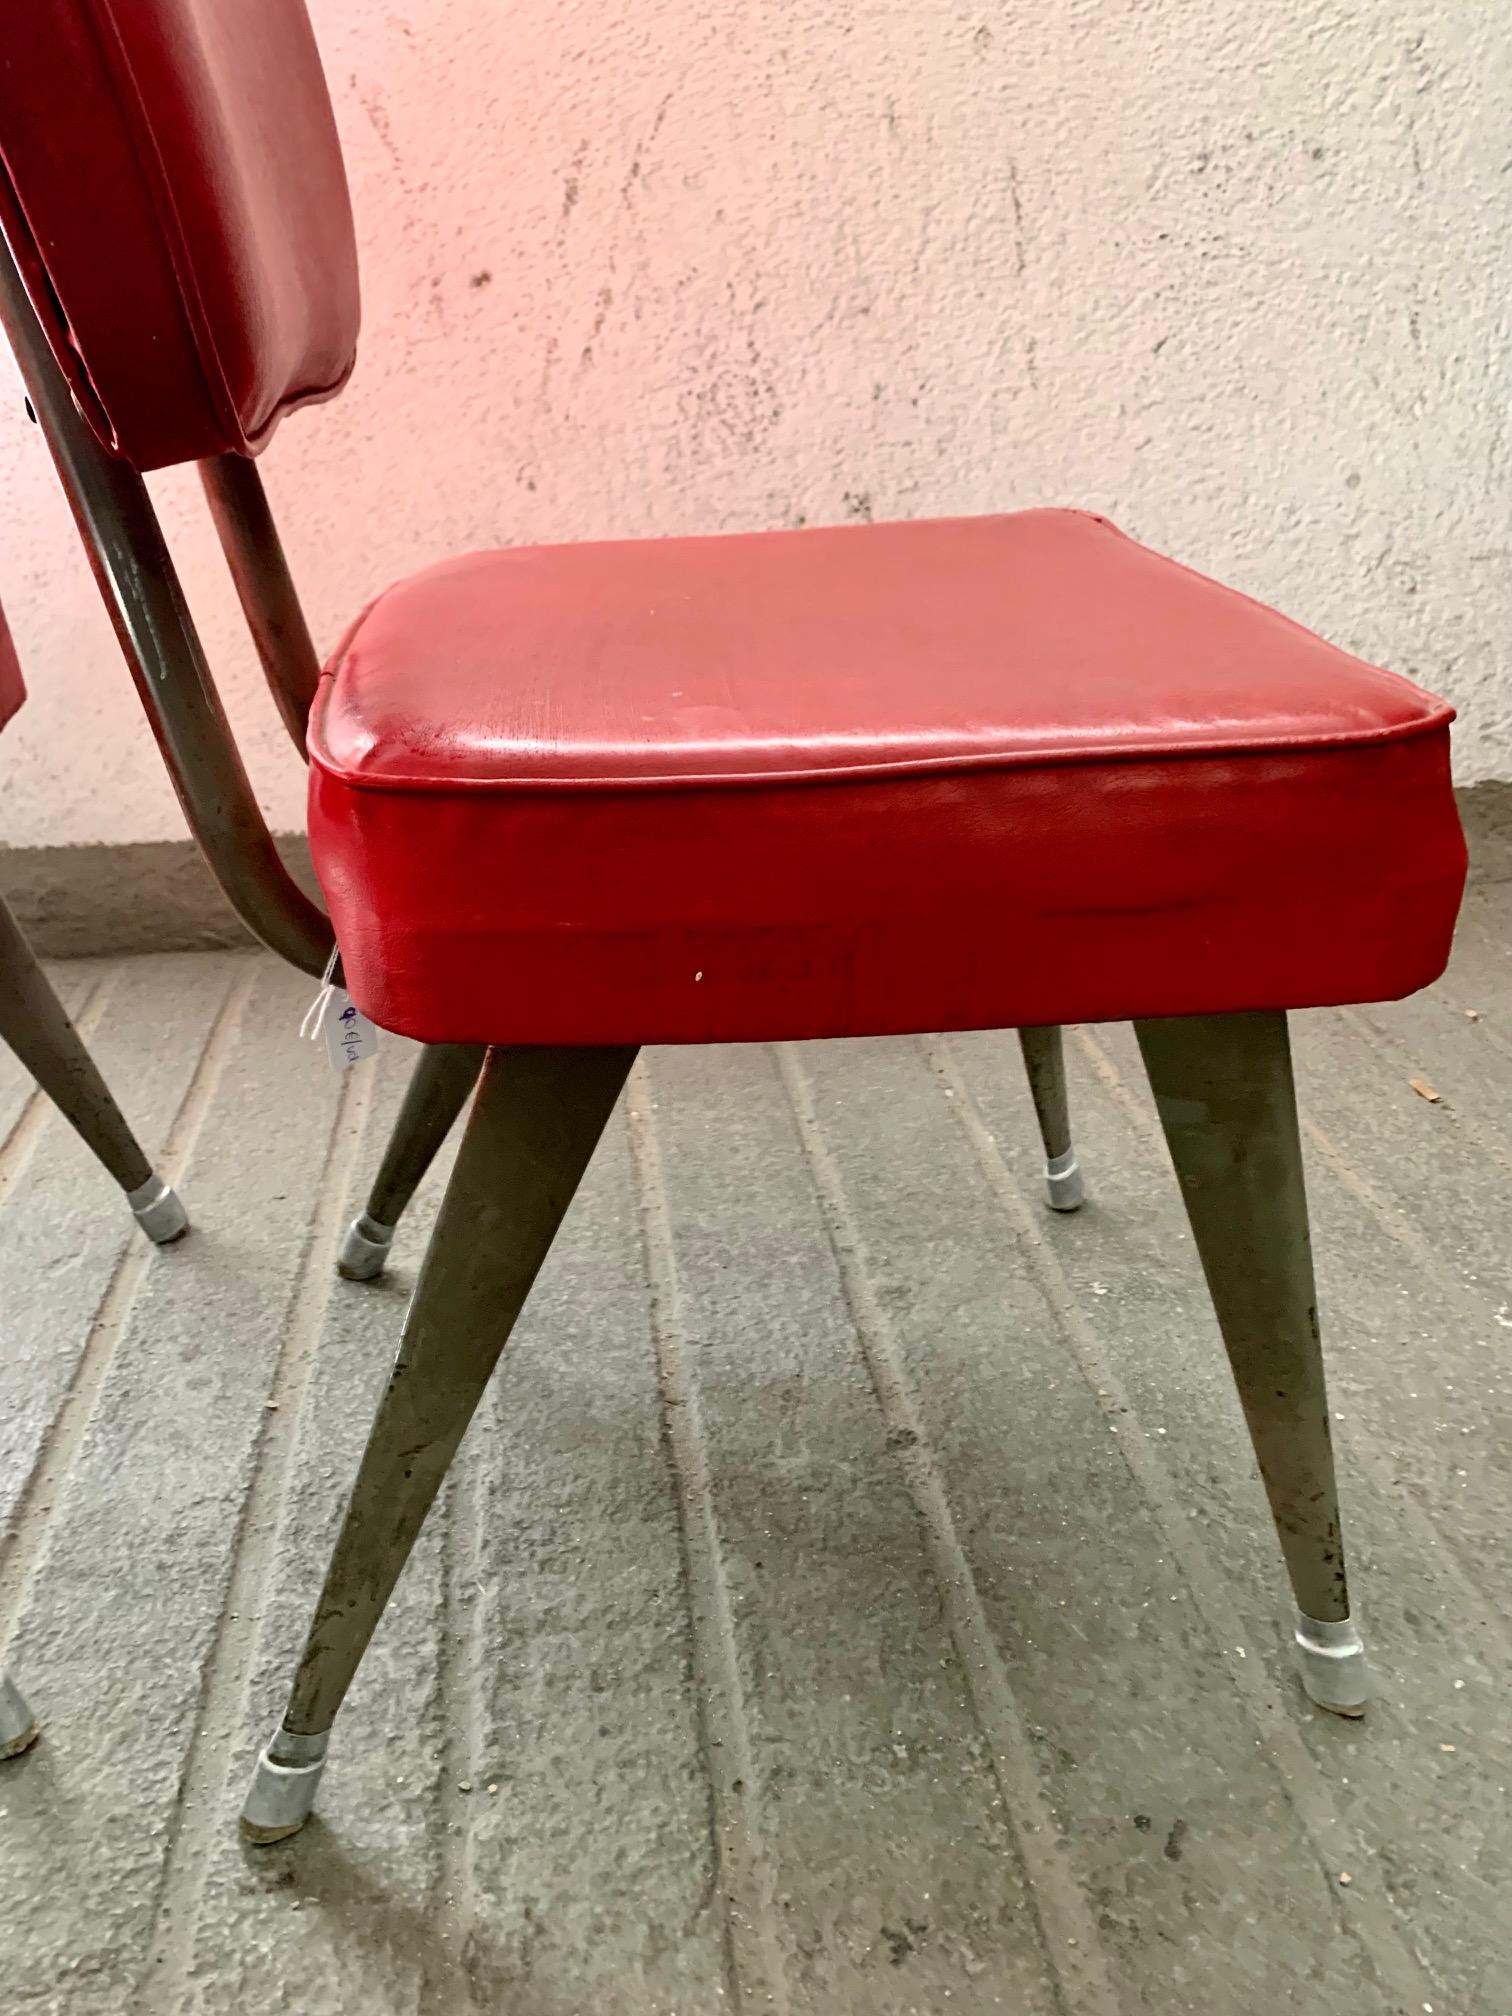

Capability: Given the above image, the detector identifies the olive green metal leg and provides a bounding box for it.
[0,1673,38,1759]
[244,1042,637,1841]
[337,1042,486,1280]
[0,890,186,1244]
[1017,1025,1085,1211]
[1135,1010,1367,1716]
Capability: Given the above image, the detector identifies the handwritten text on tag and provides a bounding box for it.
[324,991,379,1070]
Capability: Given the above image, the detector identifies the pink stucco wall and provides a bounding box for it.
[0,1,1507,848]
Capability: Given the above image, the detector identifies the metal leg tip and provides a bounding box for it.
[240,1728,329,1844]
[1044,1149,1085,1213]
[337,1212,396,1282]
[128,1175,189,1244]
[0,1676,39,1759]
[1294,1611,1369,1717]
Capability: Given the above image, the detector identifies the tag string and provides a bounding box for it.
[300,943,343,1042]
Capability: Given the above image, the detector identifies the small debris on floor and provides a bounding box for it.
[1338,1873,1353,1887]
[1408,1078,1441,1103]
[457,1780,472,1793]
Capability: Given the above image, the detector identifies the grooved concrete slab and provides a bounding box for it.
[1,936,1510,2014]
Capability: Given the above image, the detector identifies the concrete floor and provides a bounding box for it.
[2,900,1511,2016]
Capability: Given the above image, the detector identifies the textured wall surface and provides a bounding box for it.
[0,0,1507,850]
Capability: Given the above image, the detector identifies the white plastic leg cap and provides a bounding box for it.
[337,1211,395,1282]
[0,1674,39,1759]
[128,1174,189,1245]
[1294,1611,1369,1717]
[1044,1149,1085,1213]
[240,1729,329,1843]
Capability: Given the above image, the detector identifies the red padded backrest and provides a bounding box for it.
[0,0,359,470]
[0,602,26,734]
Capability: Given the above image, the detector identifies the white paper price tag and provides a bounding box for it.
[323,990,379,1070]
[299,949,378,1071]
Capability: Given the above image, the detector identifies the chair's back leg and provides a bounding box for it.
[0,1672,38,1759]
[243,1041,637,1842]
[1134,1009,1367,1715]
[337,1042,486,1279]
[1016,1025,1085,1211]
[0,890,186,1243]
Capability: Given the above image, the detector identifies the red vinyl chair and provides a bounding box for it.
[0,2,1466,1844]
[0,602,189,1764]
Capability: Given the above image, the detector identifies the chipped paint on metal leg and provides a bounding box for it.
[0,1674,39,1759]
[127,1173,189,1244]
[337,1211,395,1282]
[1044,1147,1085,1213]
[1295,1611,1368,1717]
[241,1726,330,1842]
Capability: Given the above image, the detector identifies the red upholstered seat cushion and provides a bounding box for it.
[0,0,357,470]
[307,509,1465,1047]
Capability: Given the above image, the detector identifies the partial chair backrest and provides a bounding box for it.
[0,602,26,736]
[0,0,358,471]
[0,0,355,974]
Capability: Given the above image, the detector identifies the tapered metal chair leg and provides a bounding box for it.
[1017,1025,1085,1211]
[1135,1009,1367,1717]
[338,1042,486,1280]
[0,889,186,1244]
[244,1041,637,1842]
[0,1673,38,1759]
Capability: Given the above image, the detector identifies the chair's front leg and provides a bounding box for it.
[243,1041,637,1842]
[1134,1009,1367,1716]
[337,1041,487,1279]
[0,888,186,1243]
[0,1673,38,1759]
[1016,1025,1085,1211]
